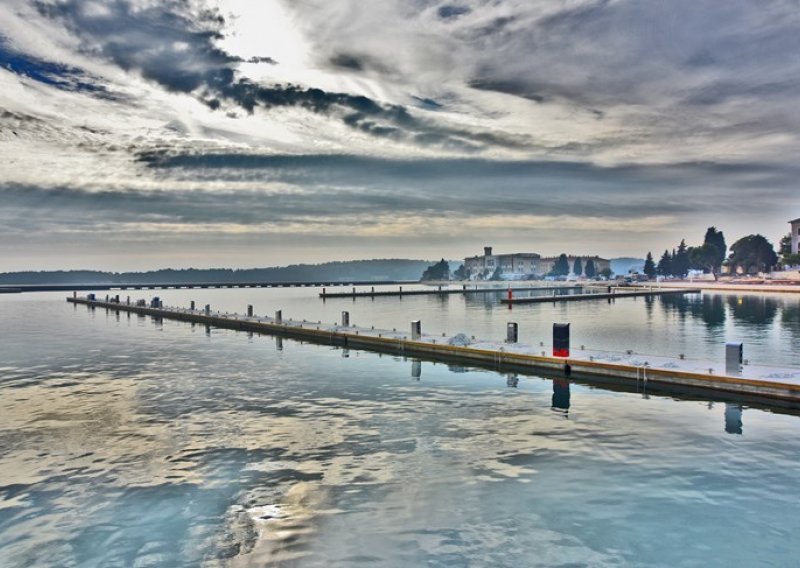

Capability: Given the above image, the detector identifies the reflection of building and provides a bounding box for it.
[791,217,800,254]
[463,246,610,279]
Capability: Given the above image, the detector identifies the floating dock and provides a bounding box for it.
[320,285,582,299]
[67,295,800,406]
[501,287,701,304]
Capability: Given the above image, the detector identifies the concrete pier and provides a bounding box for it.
[321,285,582,299]
[501,287,701,304]
[67,295,800,406]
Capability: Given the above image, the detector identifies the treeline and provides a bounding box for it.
[0,259,436,285]
[644,227,780,279]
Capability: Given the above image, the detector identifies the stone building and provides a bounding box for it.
[463,247,609,279]
[791,218,800,255]
[463,247,541,279]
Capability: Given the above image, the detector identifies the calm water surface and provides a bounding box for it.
[1,291,800,566]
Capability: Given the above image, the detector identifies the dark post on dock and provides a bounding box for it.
[553,323,570,357]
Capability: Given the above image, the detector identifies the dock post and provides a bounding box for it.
[506,322,518,343]
[371,286,375,296]
[73,291,77,298]
[204,304,211,315]
[275,310,282,323]
[126,296,130,305]
[190,300,195,310]
[553,323,570,357]
[726,342,743,375]
[400,286,403,297]
[341,311,350,327]
[247,304,254,317]
[411,320,421,340]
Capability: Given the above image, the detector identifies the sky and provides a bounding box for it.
[1,0,799,271]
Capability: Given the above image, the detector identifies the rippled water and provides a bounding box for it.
[1,291,800,566]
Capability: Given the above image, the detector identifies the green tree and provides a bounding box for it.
[657,250,672,276]
[779,233,792,256]
[551,254,570,276]
[584,258,596,278]
[489,266,503,280]
[643,252,656,278]
[728,235,778,274]
[573,257,583,276]
[688,244,720,278]
[781,253,800,267]
[453,263,467,280]
[673,239,689,277]
[421,259,450,281]
[702,227,726,275]
[599,267,613,279]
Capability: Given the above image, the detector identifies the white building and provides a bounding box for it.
[463,247,541,279]
[791,217,800,254]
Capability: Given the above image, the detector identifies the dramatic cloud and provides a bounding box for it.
[0,0,799,270]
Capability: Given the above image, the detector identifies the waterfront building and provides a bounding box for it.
[464,247,610,279]
[791,218,800,254]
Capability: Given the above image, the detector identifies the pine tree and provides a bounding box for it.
[573,257,583,276]
[552,254,570,276]
[657,250,672,276]
[674,240,689,277]
[703,227,727,275]
[643,252,656,278]
[585,259,596,278]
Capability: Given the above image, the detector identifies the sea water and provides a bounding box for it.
[1,291,799,566]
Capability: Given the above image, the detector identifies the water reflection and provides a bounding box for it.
[551,379,570,416]
[661,294,725,329]
[725,403,743,435]
[726,296,778,326]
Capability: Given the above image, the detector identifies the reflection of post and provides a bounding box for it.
[411,360,421,380]
[552,379,571,413]
[724,403,743,435]
[506,374,519,388]
[342,348,350,358]
[275,336,283,351]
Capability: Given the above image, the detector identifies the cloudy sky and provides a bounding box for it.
[1,0,798,271]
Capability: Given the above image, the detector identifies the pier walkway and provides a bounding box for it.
[68,295,800,406]
[320,285,582,299]
[501,287,701,304]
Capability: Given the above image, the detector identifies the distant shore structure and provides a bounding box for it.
[464,246,610,279]
[791,218,800,254]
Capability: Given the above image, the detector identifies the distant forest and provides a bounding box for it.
[0,259,437,285]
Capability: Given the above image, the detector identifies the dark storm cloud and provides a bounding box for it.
[31,0,510,151]
[131,152,800,218]
[463,0,800,109]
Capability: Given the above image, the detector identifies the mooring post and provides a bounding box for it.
[73,291,77,298]
[411,320,421,340]
[247,304,254,317]
[400,286,403,297]
[507,322,518,343]
[204,304,211,315]
[275,309,282,323]
[341,311,350,327]
[352,287,356,296]
[190,300,195,310]
[553,323,570,357]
